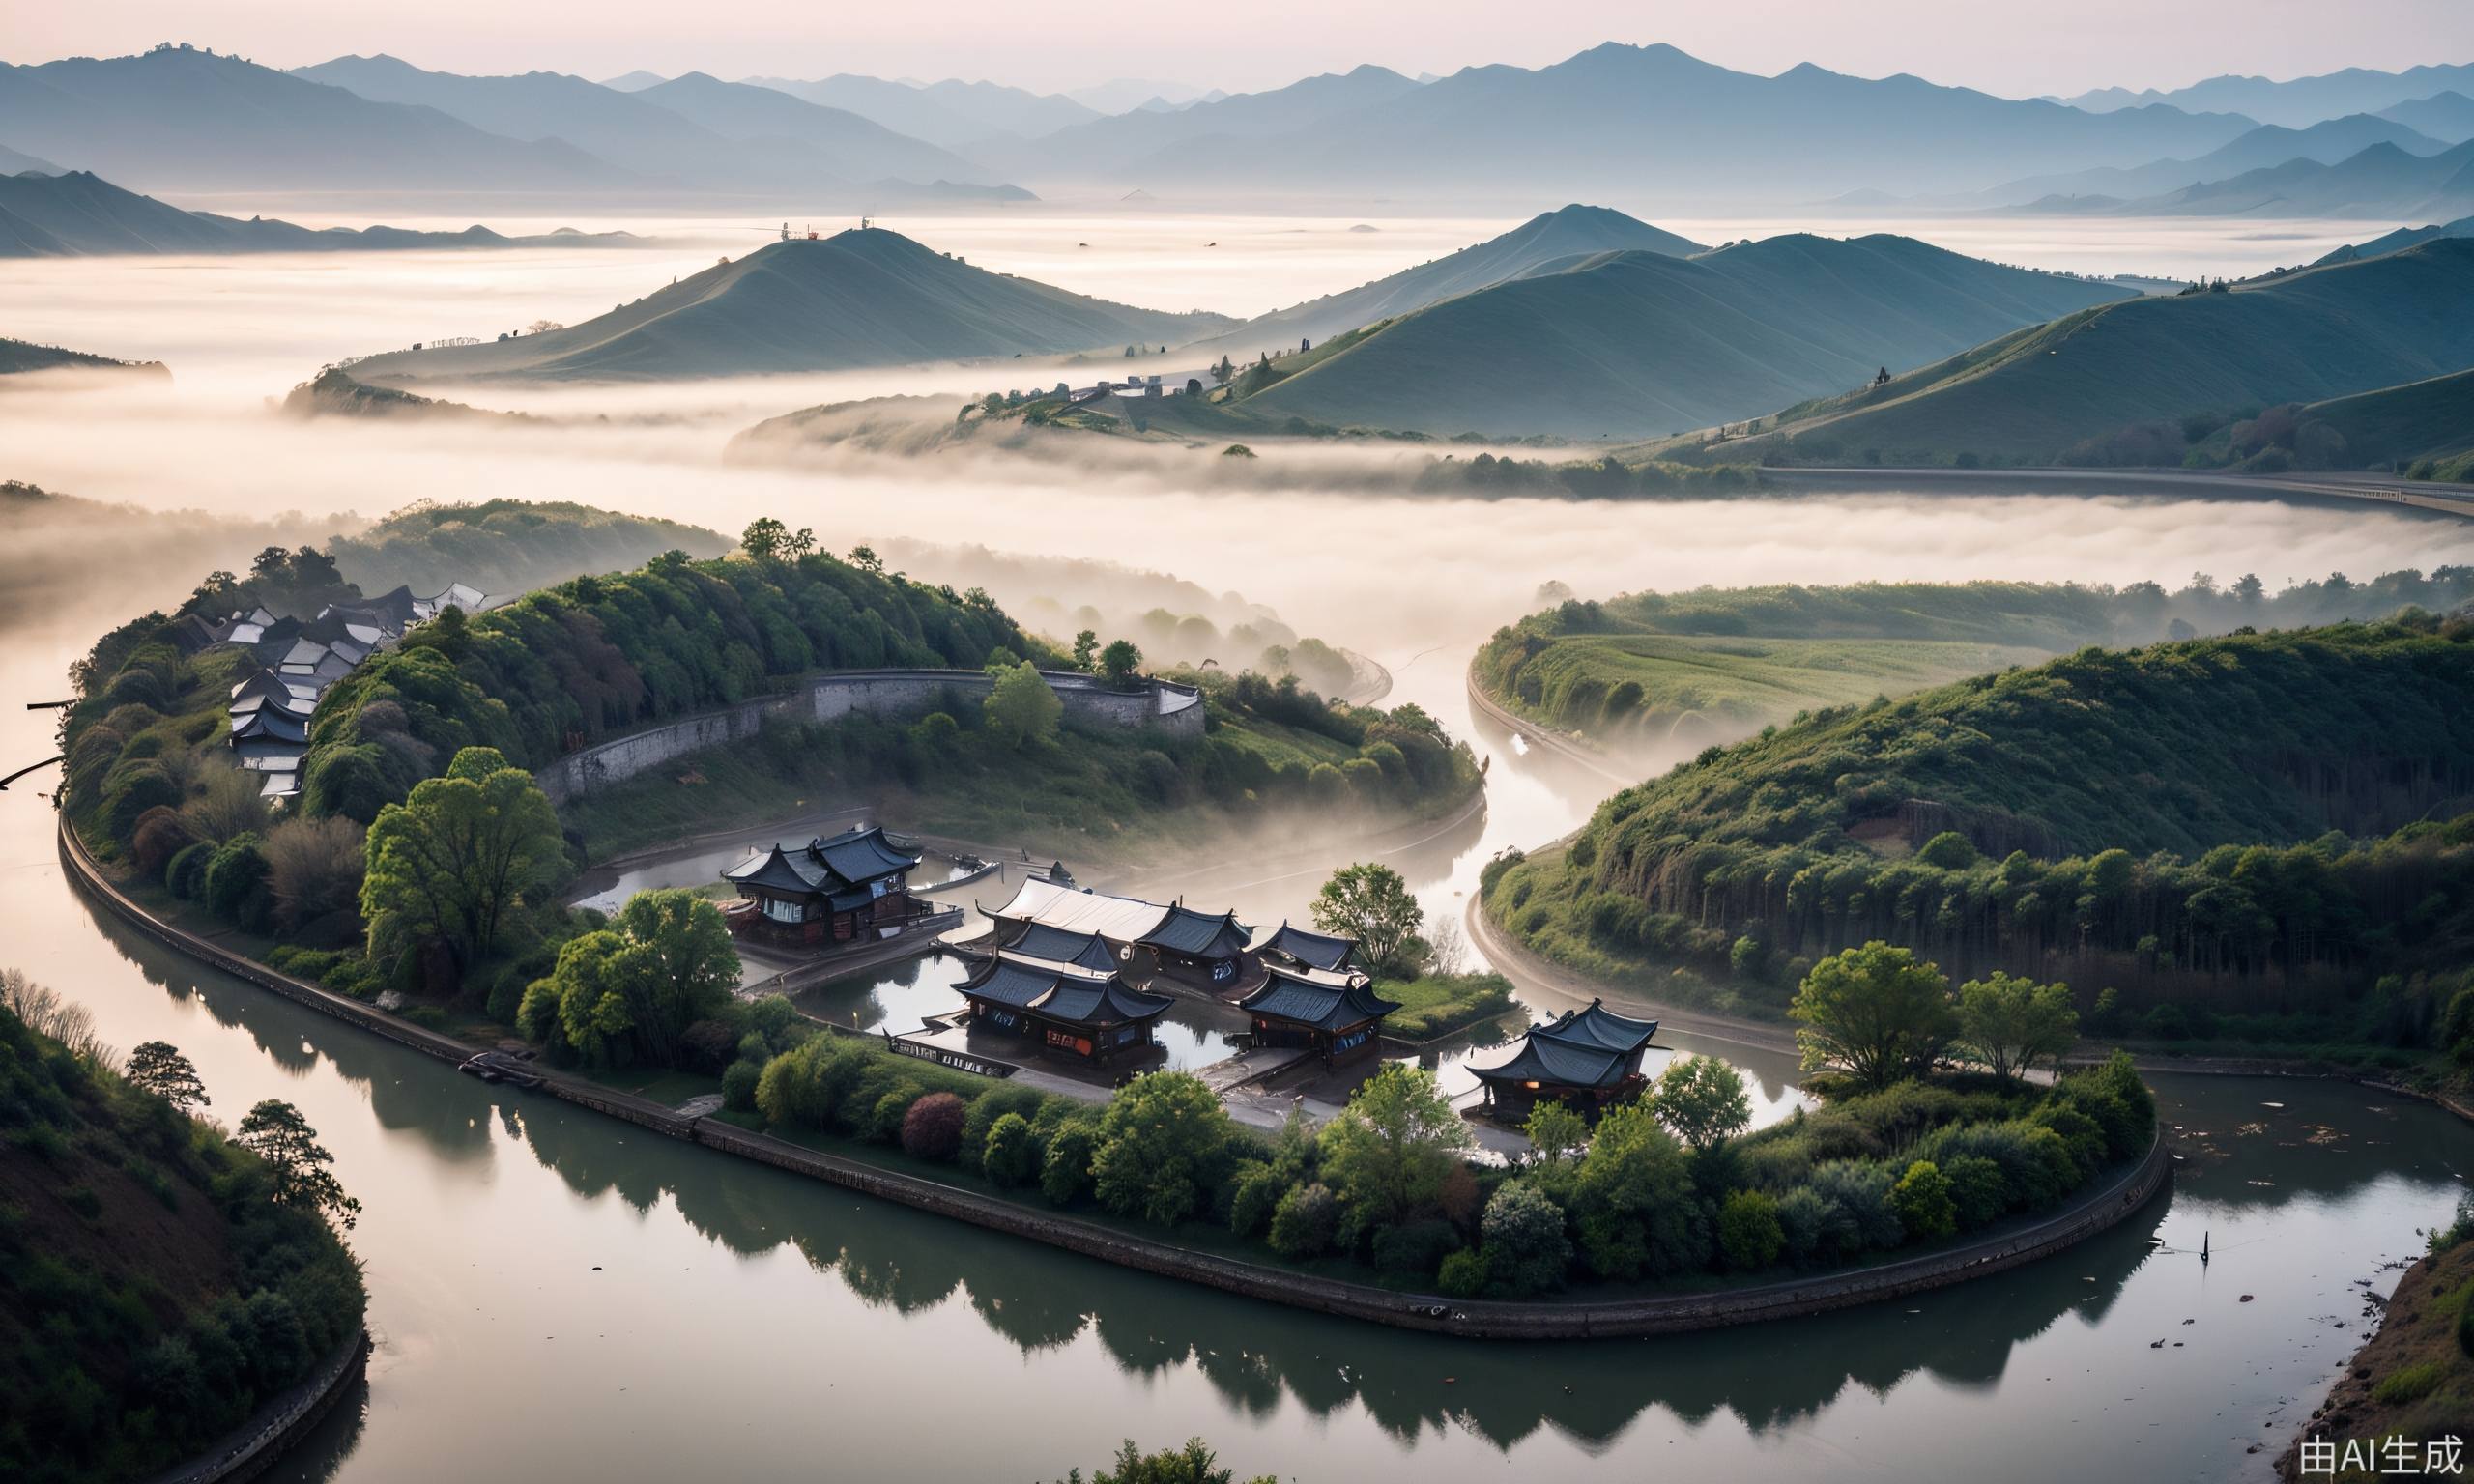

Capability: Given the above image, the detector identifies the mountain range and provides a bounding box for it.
[1225,233,2134,439]
[1730,239,2474,463]
[0,169,643,257]
[2058,63,2474,129]
[1974,113,2451,207]
[1185,205,1707,358]
[2315,214,2474,265]
[2076,137,2474,217]
[0,336,168,378]
[738,75,1102,152]
[2378,90,2474,143]
[344,228,1237,383]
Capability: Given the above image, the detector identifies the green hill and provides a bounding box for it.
[1182,204,1706,359]
[1483,618,2474,1028]
[1729,238,2474,465]
[323,499,731,598]
[2303,368,2474,471]
[1232,233,2134,439]
[350,230,1237,384]
[1477,572,2474,744]
[0,335,164,378]
[0,989,365,1482]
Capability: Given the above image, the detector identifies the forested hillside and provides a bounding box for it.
[1476,570,2474,739]
[0,987,364,1483]
[1484,618,2474,1043]
[323,499,731,598]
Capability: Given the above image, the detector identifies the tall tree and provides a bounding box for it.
[1099,639,1143,689]
[1953,971,2079,1080]
[1310,863,1424,977]
[236,1100,360,1231]
[1089,1072,1235,1226]
[1651,1054,1751,1149]
[1316,1063,1470,1228]
[1789,941,1957,1090]
[360,747,564,980]
[983,660,1063,748]
[520,889,739,1067]
[125,1041,210,1115]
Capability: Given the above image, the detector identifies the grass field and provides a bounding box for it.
[1489,633,2052,741]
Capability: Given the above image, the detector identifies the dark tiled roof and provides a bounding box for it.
[723,844,825,895]
[1535,1000,1660,1055]
[1467,1034,1631,1090]
[1142,904,1253,958]
[811,825,920,885]
[999,923,1124,973]
[1237,966,1400,1032]
[957,958,1168,1026]
[1251,921,1359,972]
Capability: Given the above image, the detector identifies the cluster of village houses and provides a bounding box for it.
[176,582,494,801]
[724,828,1663,1115]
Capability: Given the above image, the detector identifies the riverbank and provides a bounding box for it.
[2275,1232,2474,1480]
[142,1329,369,1484]
[60,807,2174,1341]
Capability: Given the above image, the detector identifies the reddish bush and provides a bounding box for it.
[131,805,199,881]
[900,1092,967,1161]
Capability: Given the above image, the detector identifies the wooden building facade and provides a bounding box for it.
[722,825,922,947]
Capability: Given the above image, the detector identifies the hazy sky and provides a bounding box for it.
[16,0,2468,99]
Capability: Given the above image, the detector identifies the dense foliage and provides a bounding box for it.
[1484,619,2474,1057]
[302,547,1037,817]
[0,990,364,1484]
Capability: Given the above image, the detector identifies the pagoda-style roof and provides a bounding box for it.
[980,876,1173,943]
[229,670,320,717]
[341,585,421,630]
[1237,965,1400,1033]
[997,922,1123,973]
[1141,904,1253,959]
[417,582,491,618]
[231,708,309,745]
[1466,1033,1634,1091]
[956,957,1170,1027]
[1250,921,1360,973]
[724,825,918,900]
[810,824,919,885]
[1534,1000,1660,1055]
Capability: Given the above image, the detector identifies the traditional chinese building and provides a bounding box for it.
[1249,921,1363,975]
[1142,903,1253,986]
[1467,999,1660,1118]
[721,825,923,946]
[1236,964,1399,1063]
[979,877,1251,985]
[953,956,1172,1061]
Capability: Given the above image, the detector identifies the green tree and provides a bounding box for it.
[1316,1063,1470,1228]
[1480,1179,1571,1296]
[125,1041,210,1115]
[983,660,1063,748]
[236,1100,360,1231]
[1954,972,2080,1080]
[1790,942,1957,1090]
[1267,1182,1339,1257]
[1522,1100,1588,1170]
[1716,1188,1785,1270]
[360,747,564,980]
[1652,1054,1751,1150]
[1100,639,1143,689]
[740,516,789,561]
[1090,1072,1235,1226]
[1062,1437,1273,1484]
[982,1112,1042,1186]
[520,889,738,1066]
[1571,1101,1704,1279]
[1889,1159,1958,1240]
[1309,863,1425,977]
[1072,629,1100,671]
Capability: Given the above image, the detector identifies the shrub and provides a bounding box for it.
[1268,1183,1340,1258]
[201,833,273,931]
[1039,1120,1100,1206]
[1888,1160,1957,1241]
[1371,1217,1464,1286]
[262,815,366,934]
[1226,1163,1288,1239]
[900,1092,967,1161]
[1805,1160,1902,1258]
[102,760,183,843]
[963,1084,1050,1166]
[131,806,199,880]
[1479,1180,1570,1297]
[165,840,216,900]
[1437,1248,1488,1298]
[1717,1189,1786,1271]
[1772,1185,1831,1262]
[1942,1154,2007,1230]
[982,1112,1041,1187]
[721,1059,763,1112]
[869,1084,924,1143]
[2371,1360,2445,1405]
[2030,1103,2108,1176]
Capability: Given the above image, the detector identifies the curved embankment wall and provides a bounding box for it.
[143,1327,368,1484]
[63,815,2170,1339]
[538,669,1202,802]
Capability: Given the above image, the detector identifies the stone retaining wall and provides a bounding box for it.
[539,669,1202,801]
[62,813,2172,1340]
[142,1327,367,1484]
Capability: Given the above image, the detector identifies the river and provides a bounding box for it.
[5,223,2472,1481]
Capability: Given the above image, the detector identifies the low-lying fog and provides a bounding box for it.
[5,214,2465,673]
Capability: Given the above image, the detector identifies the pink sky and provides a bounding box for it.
[14,0,2468,99]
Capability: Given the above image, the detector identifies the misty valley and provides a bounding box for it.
[4,22,2474,1484]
